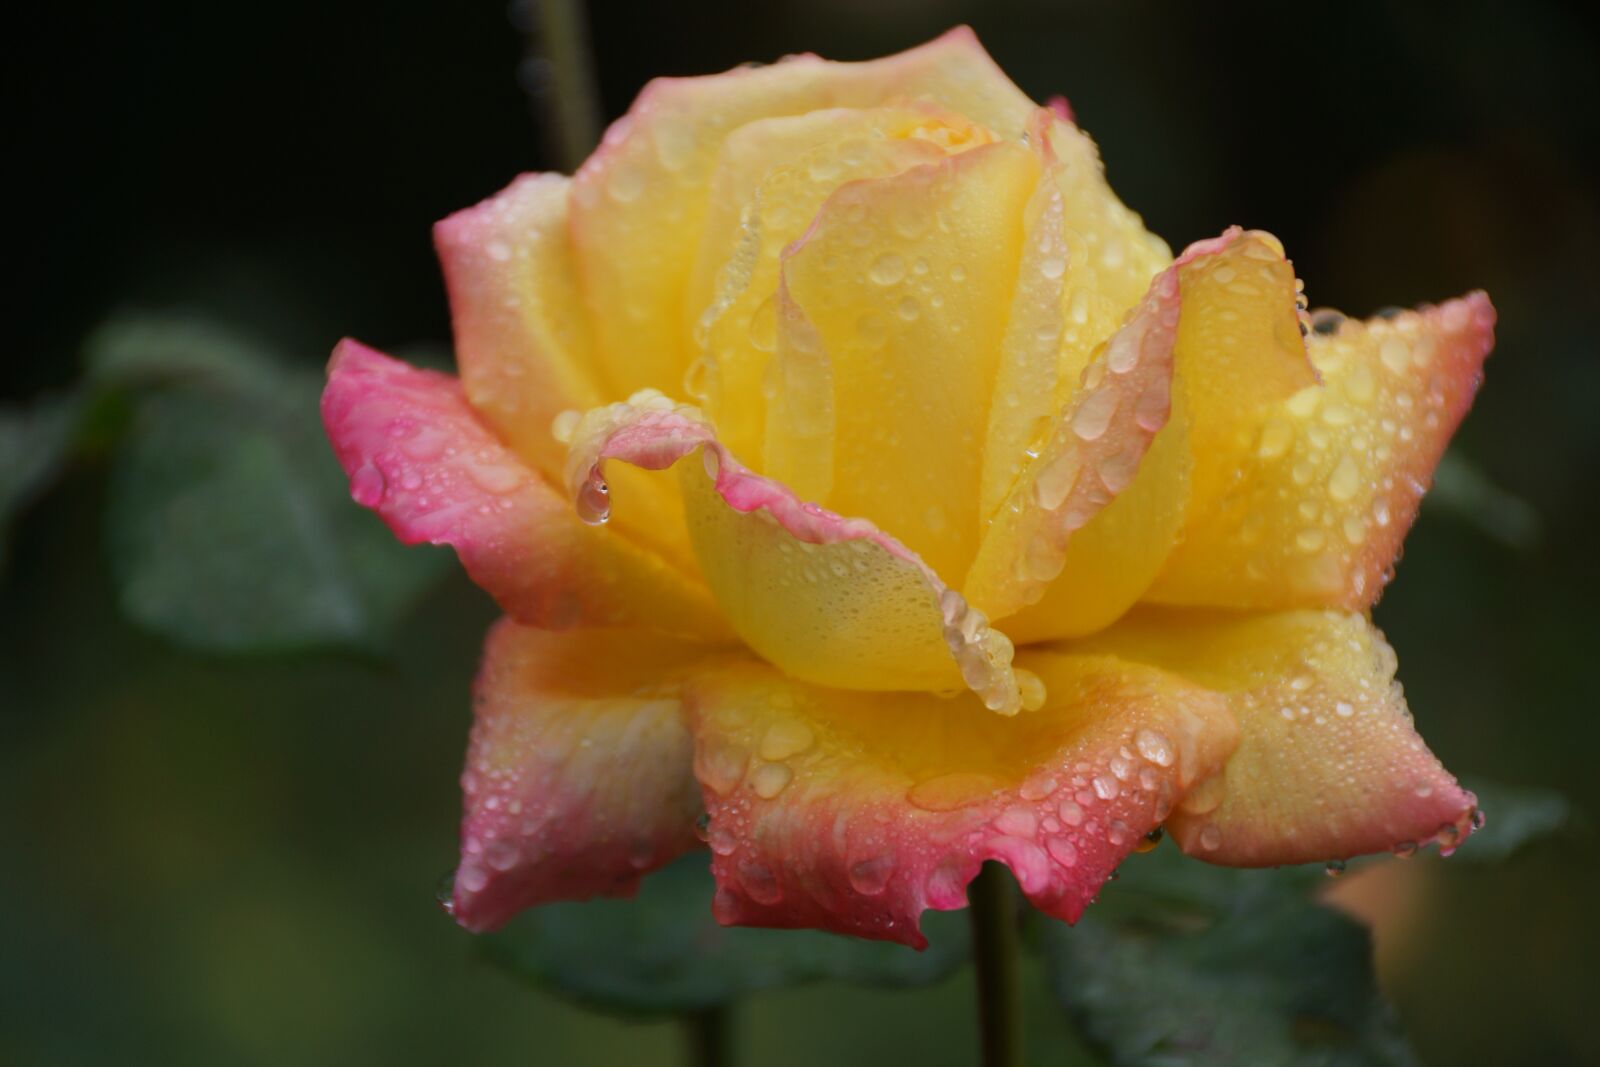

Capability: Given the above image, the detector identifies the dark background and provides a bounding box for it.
[6,0,1597,1063]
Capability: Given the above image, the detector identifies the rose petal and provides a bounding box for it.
[563,392,1023,713]
[321,341,725,635]
[769,140,1042,580]
[434,172,606,482]
[1071,606,1481,864]
[452,621,723,931]
[682,647,1238,947]
[569,27,1035,402]
[689,103,984,467]
[976,229,1319,639]
[1149,293,1496,609]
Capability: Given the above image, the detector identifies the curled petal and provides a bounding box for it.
[564,392,1022,712]
[569,27,1036,401]
[683,649,1239,947]
[977,228,1319,639]
[320,341,725,635]
[1150,293,1496,609]
[452,622,723,931]
[1072,607,1481,864]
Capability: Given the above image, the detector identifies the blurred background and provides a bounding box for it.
[6,0,1597,1063]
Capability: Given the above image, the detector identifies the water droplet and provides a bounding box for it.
[1092,775,1120,801]
[1198,825,1223,851]
[750,762,793,799]
[1058,799,1085,826]
[1040,253,1067,280]
[434,870,456,915]
[740,862,782,905]
[1135,728,1175,767]
[1015,668,1047,711]
[908,772,1000,812]
[748,295,778,352]
[1046,836,1078,867]
[758,719,814,761]
[486,240,512,262]
[1328,455,1362,502]
[1324,859,1347,878]
[606,163,646,203]
[1072,386,1120,441]
[351,463,386,507]
[1134,827,1163,853]
[1392,840,1418,859]
[869,252,906,286]
[694,812,711,842]
[575,471,610,524]
[848,856,895,895]
[995,807,1038,837]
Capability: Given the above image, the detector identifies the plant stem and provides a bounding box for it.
[683,1005,731,1067]
[525,0,603,171]
[970,862,1021,1067]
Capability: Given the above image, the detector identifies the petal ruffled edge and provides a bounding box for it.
[682,647,1239,947]
[563,391,1025,713]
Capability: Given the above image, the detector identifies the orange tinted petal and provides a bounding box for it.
[451,622,724,931]
[1149,293,1496,609]
[1070,606,1481,865]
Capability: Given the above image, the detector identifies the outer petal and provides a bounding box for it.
[564,392,1023,713]
[451,622,724,932]
[972,229,1318,638]
[1149,293,1496,608]
[436,174,698,571]
[688,103,984,467]
[682,648,1239,947]
[569,27,1035,401]
[1071,607,1481,865]
[434,173,605,482]
[773,140,1041,580]
[320,341,725,636]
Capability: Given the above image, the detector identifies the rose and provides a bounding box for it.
[321,28,1494,944]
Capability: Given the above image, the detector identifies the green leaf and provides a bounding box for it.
[1039,845,1417,1067]
[0,392,82,564]
[1455,779,1571,864]
[483,853,969,1016]
[100,314,448,653]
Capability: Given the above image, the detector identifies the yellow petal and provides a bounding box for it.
[451,621,726,931]
[563,392,1023,713]
[569,28,1035,404]
[1148,293,1496,608]
[434,173,605,483]
[968,229,1317,637]
[683,646,1237,946]
[1069,606,1482,865]
[435,173,696,571]
[774,141,1042,581]
[688,104,983,465]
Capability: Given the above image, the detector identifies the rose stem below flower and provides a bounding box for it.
[969,862,1022,1067]
[682,1004,731,1067]
[524,0,603,172]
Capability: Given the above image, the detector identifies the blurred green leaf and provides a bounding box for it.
[1426,450,1542,551]
[99,313,448,653]
[1455,780,1571,863]
[484,853,969,1017]
[0,393,81,562]
[1039,845,1416,1067]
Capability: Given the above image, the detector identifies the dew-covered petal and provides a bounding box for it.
[1148,293,1496,609]
[968,229,1317,638]
[321,341,725,635]
[689,104,986,467]
[569,27,1035,403]
[451,621,724,932]
[682,647,1238,947]
[435,173,605,482]
[1071,606,1481,865]
[772,141,1041,580]
[563,391,1022,713]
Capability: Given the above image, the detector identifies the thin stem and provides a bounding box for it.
[970,862,1022,1067]
[682,1004,731,1067]
[525,0,603,171]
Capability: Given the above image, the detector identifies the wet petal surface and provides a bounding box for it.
[321,341,724,635]
[683,647,1238,947]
